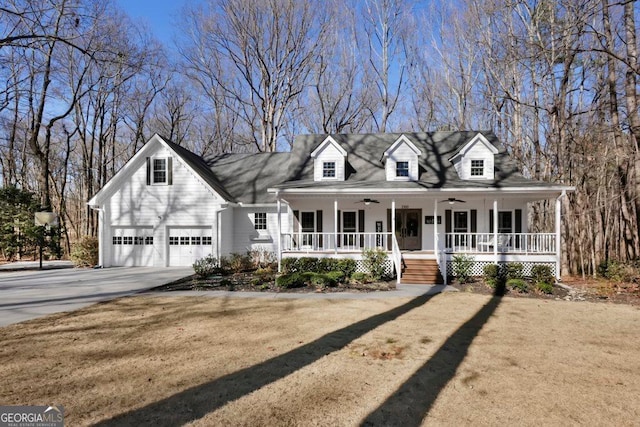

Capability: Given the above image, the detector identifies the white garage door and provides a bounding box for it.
[111,227,154,266]
[168,227,213,267]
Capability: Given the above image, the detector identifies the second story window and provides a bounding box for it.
[470,160,484,177]
[153,158,167,184]
[323,161,336,178]
[396,161,409,177]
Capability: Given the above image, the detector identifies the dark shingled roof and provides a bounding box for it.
[163,131,559,204]
[163,137,291,203]
[275,131,559,190]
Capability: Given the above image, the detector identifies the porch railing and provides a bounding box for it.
[281,232,392,252]
[444,233,555,254]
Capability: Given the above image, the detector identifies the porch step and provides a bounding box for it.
[401,259,444,284]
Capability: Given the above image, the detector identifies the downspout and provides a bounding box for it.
[555,190,567,281]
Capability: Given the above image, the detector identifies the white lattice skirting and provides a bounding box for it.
[446,260,556,277]
[355,259,394,276]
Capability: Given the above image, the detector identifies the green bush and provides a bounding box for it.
[362,248,388,280]
[70,236,99,267]
[504,263,524,280]
[326,270,345,283]
[276,272,306,288]
[281,257,297,274]
[192,254,222,278]
[531,265,554,284]
[351,271,368,283]
[507,278,528,293]
[296,257,319,273]
[336,259,356,277]
[482,264,501,289]
[536,281,553,294]
[452,254,474,283]
[598,260,639,283]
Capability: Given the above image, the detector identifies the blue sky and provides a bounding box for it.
[116,0,198,44]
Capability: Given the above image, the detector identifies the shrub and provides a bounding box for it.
[483,264,501,289]
[227,252,252,273]
[536,281,553,294]
[192,254,222,278]
[326,270,345,284]
[598,260,639,283]
[248,248,277,269]
[336,259,357,278]
[452,254,474,283]
[504,263,524,280]
[531,265,554,284]
[296,257,319,273]
[70,236,99,267]
[507,278,528,293]
[362,248,388,280]
[281,257,297,274]
[276,273,304,288]
[351,271,368,283]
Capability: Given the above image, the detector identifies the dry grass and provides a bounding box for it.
[1,293,639,426]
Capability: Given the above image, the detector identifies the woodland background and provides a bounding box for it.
[0,0,638,276]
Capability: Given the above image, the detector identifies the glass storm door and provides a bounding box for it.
[389,209,422,250]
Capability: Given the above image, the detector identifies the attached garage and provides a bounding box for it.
[168,227,213,266]
[111,227,154,266]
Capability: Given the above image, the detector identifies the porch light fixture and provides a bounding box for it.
[356,198,380,205]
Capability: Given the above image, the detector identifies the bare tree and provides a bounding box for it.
[180,0,330,152]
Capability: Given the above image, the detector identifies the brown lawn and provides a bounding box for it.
[0,292,639,426]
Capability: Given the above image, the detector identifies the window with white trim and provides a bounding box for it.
[322,161,336,178]
[470,159,484,177]
[396,161,409,177]
[153,158,167,184]
[254,212,267,230]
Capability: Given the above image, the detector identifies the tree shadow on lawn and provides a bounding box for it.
[361,292,504,426]
[95,290,441,426]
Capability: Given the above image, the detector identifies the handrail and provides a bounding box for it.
[282,232,391,252]
[443,232,556,254]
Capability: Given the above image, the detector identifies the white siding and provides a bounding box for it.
[385,143,419,181]
[231,206,289,254]
[106,143,225,266]
[313,143,346,181]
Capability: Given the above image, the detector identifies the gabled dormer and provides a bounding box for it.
[449,133,499,180]
[311,136,347,181]
[383,134,422,181]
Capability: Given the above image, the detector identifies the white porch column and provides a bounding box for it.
[493,199,498,264]
[334,199,338,254]
[97,207,104,267]
[276,194,282,272]
[555,191,566,280]
[433,199,438,253]
[391,199,396,241]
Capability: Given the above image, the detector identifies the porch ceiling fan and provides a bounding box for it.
[441,197,466,204]
[355,198,380,205]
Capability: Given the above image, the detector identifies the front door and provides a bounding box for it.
[388,209,422,250]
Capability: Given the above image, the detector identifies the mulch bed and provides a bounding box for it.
[152,272,397,293]
[450,276,640,306]
[153,271,640,305]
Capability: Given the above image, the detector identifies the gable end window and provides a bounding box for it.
[146,157,172,185]
[470,160,484,177]
[396,161,409,177]
[322,161,336,178]
[254,212,267,230]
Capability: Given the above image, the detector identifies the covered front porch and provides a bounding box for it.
[275,189,567,283]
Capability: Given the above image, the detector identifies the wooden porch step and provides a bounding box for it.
[401,258,444,284]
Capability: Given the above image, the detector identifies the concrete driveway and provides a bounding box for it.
[0,266,193,327]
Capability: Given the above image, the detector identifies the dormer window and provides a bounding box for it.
[323,161,336,178]
[396,161,409,177]
[470,160,484,177]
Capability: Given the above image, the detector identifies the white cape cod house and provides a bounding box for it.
[88,131,573,284]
